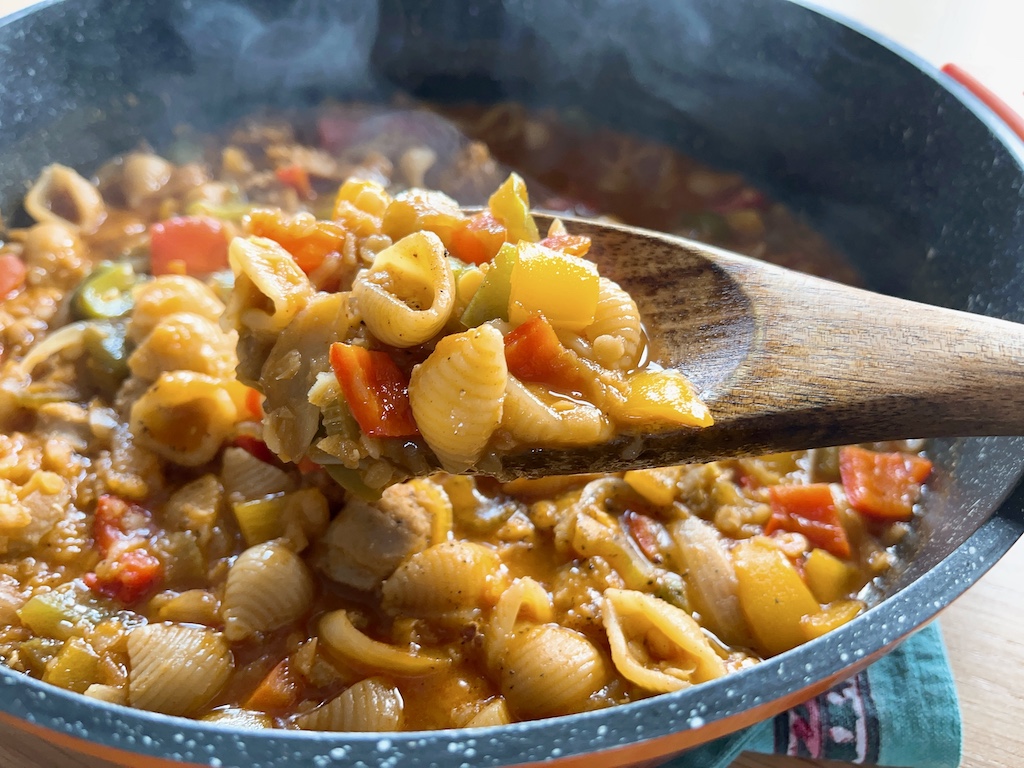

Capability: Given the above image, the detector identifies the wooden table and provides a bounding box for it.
[0,537,1021,768]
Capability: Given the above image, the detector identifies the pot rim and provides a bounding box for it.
[0,1,1023,766]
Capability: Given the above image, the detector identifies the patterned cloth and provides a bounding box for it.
[662,622,962,768]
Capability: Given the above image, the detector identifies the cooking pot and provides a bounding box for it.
[1,1,1023,766]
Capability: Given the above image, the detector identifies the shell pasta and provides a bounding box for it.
[0,102,932,733]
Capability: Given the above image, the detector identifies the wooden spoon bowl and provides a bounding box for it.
[495,215,1024,479]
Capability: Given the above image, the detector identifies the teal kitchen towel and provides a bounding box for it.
[661,621,961,768]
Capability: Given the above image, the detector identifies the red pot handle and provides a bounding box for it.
[942,63,1024,141]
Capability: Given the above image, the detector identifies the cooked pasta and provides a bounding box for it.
[0,102,928,734]
[353,231,455,347]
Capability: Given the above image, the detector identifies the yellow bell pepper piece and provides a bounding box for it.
[799,599,865,641]
[508,242,599,331]
[733,536,820,656]
[488,172,539,244]
[613,370,714,427]
[803,547,858,604]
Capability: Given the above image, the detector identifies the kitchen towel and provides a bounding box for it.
[663,621,961,768]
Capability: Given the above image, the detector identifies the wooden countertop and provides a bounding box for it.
[0,537,1021,768]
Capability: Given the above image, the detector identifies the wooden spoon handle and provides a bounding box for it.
[712,251,1024,448]
[496,221,1024,478]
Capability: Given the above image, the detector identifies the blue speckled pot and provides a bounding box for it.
[1,1,1023,766]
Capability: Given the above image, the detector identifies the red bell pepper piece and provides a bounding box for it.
[504,314,585,392]
[329,342,418,438]
[0,253,27,296]
[839,446,933,520]
[233,434,279,466]
[246,208,347,274]
[765,483,851,559]
[450,210,507,265]
[623,510,666,563]
[538,233,591,257]
[149,215,230,276]
[275,164,314,200]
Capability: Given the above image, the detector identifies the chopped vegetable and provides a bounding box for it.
[503,314,586,392]
[275,164,313,199]
[799,599,864,641]
[233,434,278,466]
[150,215,230,276]
[764,483,850,559]
[460,242,518,326]
[803,548,858,605]
[72,262,138,319]
[538,233,591,257]
[84,549,163,604]
[324,465,384,502]
[82,322,130,394]
[245,659,303,713]
[733,536,820,656]
[92,494,151,557]
[613,370,714,427]
[0,253,27,296]
[839,446,933,520]
[488,173,539,244]
[450,210,507,265]
[17,587,109,641]
[329,342,418,438]
[42,637,100,693]
[507,242,599,330]
[245,209,347,274]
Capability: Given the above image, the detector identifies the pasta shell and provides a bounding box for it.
[581,277,644,370]
[409,324,506,472]
[128,312,238,381]
[318,609,449,677]
[225,236,313,333]
[127,623,232,716]
[24,164,105,232]
[222,541,314,642]
[501,376,612,447]
[294,677,404,732]
[603,588,726,694]
[353,230,455,347]
[497,624,610,719]
[130,275,225,343]
[221,446,294,502]
[128,372,238,467]
[381,540,506,618]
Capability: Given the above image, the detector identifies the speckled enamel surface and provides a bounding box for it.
[0,1,1022,766]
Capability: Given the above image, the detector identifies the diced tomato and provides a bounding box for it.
[233,434,278,466]
[623,510,665,563]
[85,549,163,604]
[839,446,933,520]
[0,253,27,296]
[449,211,507,265]
[244,387,265,420]
[765,483,851,560]
[92,495,152,558]
[244,659,303,713]
[538,233,591,257]
[149,216,229,276]
[329,343,418,438]
[275,164,314,200]
[245,209,347,274]
[503,314,585,392]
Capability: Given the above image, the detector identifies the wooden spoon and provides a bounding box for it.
[493,214,1024,479]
